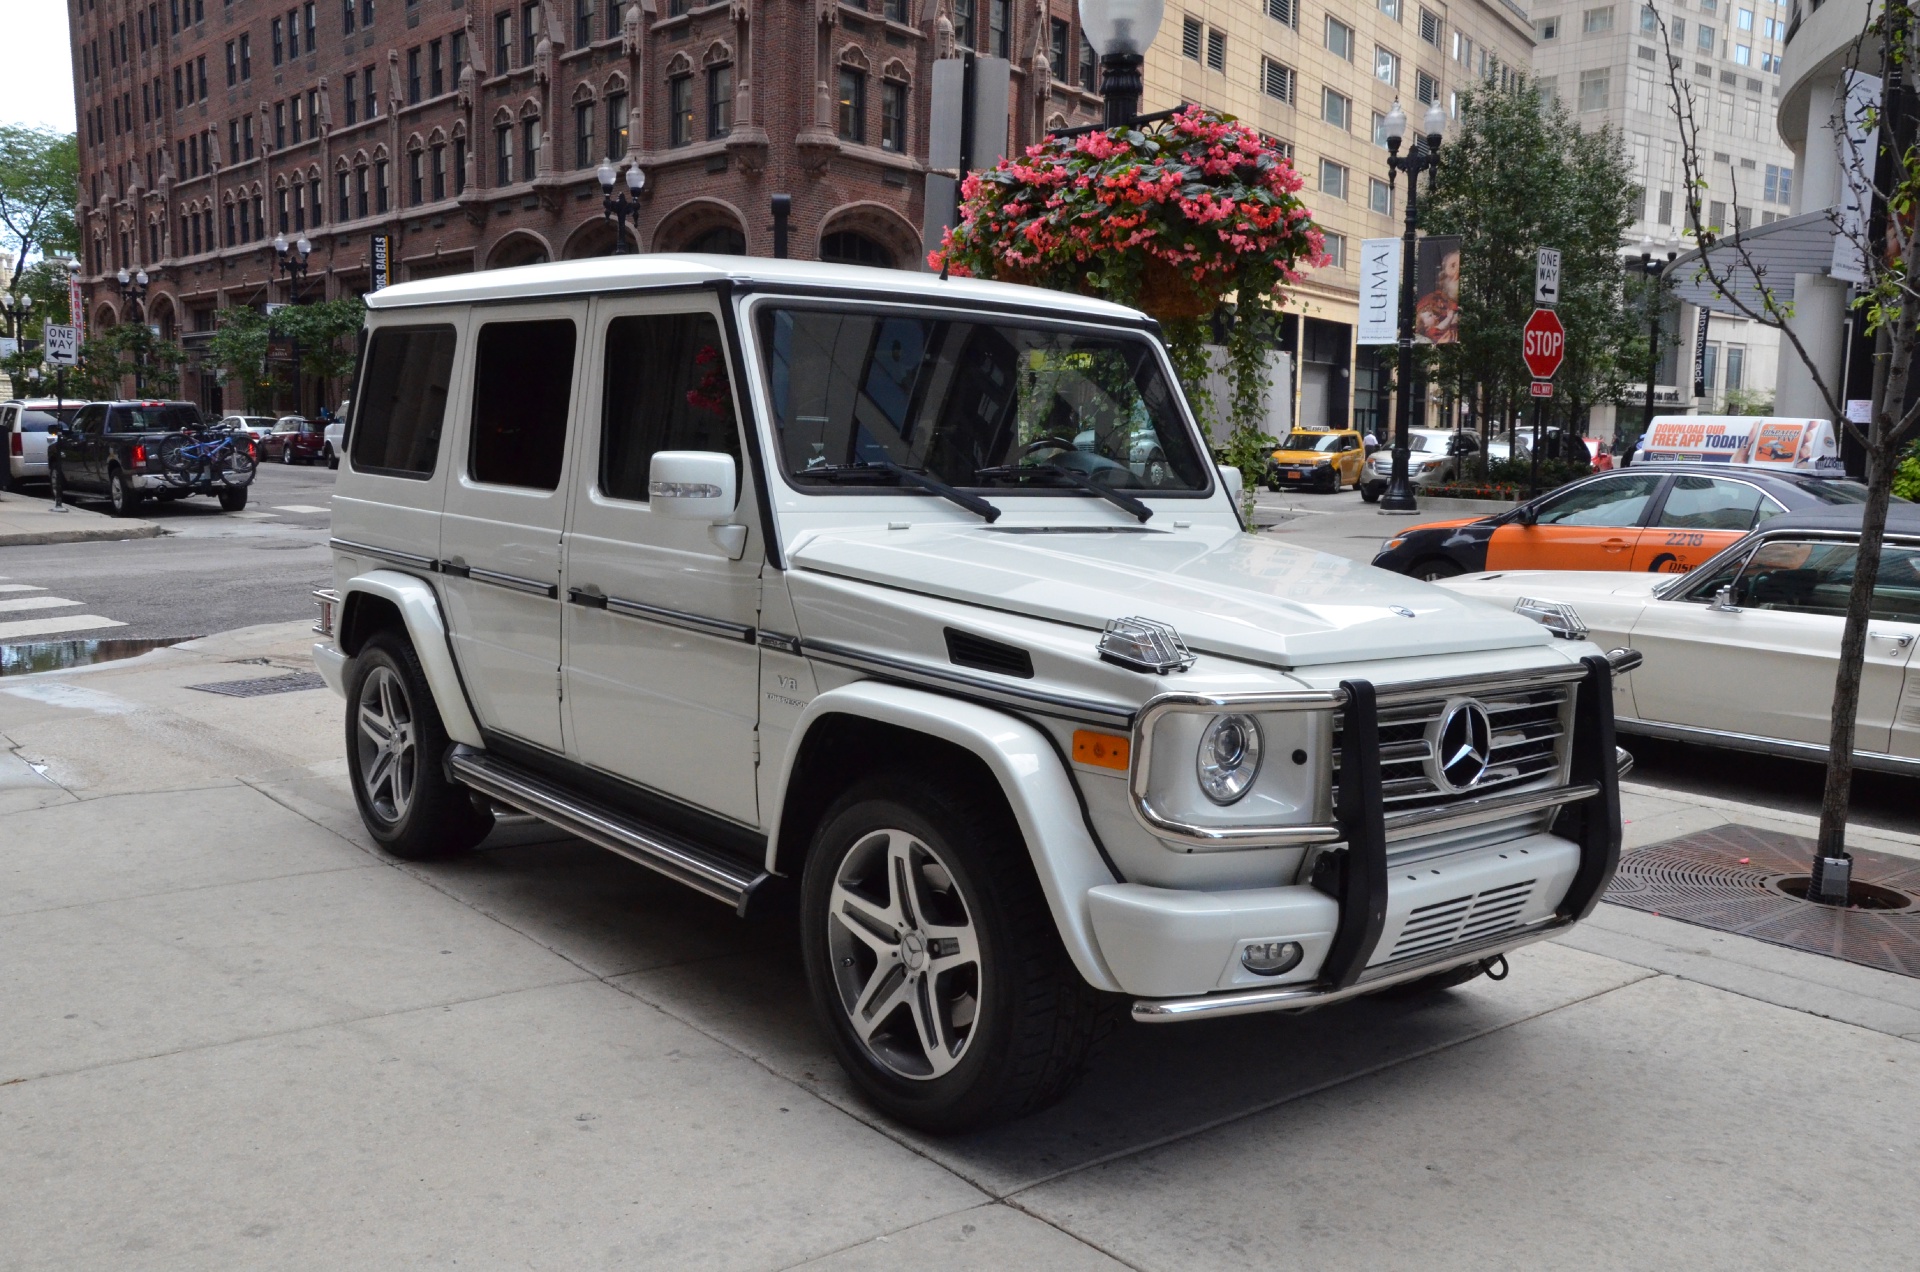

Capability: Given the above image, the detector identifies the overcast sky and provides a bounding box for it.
[3,8,77,134]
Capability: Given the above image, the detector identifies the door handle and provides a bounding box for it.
[1605,538,1627,553]
[1870,630,1916,649]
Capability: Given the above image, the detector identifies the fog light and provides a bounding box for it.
[1240,940,1304,976]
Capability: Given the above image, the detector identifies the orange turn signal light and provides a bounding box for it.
[1072,730,1131,771]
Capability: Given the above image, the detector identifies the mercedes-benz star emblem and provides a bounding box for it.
[1432,699,1493,792]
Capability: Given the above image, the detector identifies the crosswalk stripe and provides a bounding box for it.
[0,614,127,640]
[272,504,330,514]
[0,584,49,594]
[0,597,81,614]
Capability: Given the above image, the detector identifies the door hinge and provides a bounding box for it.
[751,732,760,765]
[556,667,564,701]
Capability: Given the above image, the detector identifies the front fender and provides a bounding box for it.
[332,569,482,746]
[775,681,1123,993]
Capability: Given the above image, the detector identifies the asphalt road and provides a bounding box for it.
[0,460,335,642]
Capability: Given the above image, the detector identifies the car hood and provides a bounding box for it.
[1271,449,1337,464]
[789,525,1557,668]
[1442,570,1670,601]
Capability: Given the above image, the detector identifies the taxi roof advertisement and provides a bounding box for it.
[1640,415,1843,473]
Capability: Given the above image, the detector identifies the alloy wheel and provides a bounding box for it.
[355,665,417,824]
[827,828,982,1080]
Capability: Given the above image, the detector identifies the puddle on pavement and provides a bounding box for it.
[0,638,198,677]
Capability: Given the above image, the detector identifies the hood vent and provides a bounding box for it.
[944,628,1034,679]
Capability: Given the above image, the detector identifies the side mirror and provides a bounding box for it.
[1707,584,1741,613]
[1217,463,1244,507]
[1513,504,1537,527]
[649,450,738,521]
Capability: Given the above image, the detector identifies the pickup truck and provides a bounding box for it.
[50,400,257,515]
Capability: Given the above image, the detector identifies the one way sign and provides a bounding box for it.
[43,324,79,366]
[1535,248,1562,306]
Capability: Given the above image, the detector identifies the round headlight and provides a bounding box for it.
[1197,713,1262,805]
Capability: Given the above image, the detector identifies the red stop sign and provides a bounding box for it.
[1522,308,1566,379]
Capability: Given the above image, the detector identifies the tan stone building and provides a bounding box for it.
[1140,0,1535,430]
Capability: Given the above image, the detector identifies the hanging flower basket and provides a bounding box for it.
[931,105,1327,323]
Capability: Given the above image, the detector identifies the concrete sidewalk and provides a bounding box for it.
[2,622,1916,1269]
[0,488,161,546]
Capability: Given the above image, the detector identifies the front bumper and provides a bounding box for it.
[1099,654,1626,1021]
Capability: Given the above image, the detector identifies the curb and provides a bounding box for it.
[0,522,164,547]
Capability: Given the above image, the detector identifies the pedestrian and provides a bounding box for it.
[1363,429,1379,456]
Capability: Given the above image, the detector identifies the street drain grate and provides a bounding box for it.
[186,671,328,698]
[1606,823,1920,977]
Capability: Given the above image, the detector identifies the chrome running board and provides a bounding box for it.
[446,745,773,916]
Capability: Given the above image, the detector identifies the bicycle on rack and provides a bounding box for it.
[156,423,257,511]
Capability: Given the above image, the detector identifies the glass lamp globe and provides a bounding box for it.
[1078,0,1166,58]
[596,162,616,191]
[1383,101,1408,144]
[1423,102,1448,142]
[625,165,645,193]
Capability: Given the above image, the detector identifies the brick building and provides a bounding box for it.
[68,0,1109,411]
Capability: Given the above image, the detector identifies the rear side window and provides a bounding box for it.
[20,411,61,433]
[1655,476,1770,531]
[600,312,740,502]
[352,324,457,478]
[469,319,577,491]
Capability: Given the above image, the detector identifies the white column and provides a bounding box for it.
[1795,76,1843,218]
[1775,272,1847,417]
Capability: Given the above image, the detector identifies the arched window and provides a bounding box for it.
[820,230,895,268]
[686,225,746,255]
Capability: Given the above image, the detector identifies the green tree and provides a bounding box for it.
[65,323,185,399]
[0,128,79,285]
[204,297,365,413]
[1419,76,1642,454]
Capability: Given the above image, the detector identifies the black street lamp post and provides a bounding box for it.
[597,162,647,254]
[1079,0,1165,128]
[274,235,312,414]
[1626,235,1678,461]
[1380,100,1448,514]
[115,268,151,394]
[1,291,32,344]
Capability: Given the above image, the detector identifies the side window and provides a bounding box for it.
[469,318,577,491]
[1680,546,1755,603]
[75,406,107,435]
[1655,476,1767,531]
[1534,473,1664,527]
[352,324,457,478]
[1733,539,1857,615]
[600,311,740,502]
[1872,545,1920,622]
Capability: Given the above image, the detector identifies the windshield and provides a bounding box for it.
[1407,434,1437,453]
[1282,432,1345,452]
[757,305,1211,494]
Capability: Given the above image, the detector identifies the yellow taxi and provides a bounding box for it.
[1265,429,1367,493]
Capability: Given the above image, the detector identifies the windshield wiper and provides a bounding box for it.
[798,461,1001,523]
[975,463,1154,523]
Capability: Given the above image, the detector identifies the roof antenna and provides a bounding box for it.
[939,250,952,282]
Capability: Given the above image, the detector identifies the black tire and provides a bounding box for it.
[107,467,143,516]
[344,631,493,861]
[1413,557,1464,581]
[1361,483,1382,504]
[218,485,249,512]
[158,435,191,475]
[1328,470,1343,495]
[281,444,294,464]
[222,447,255,486]
[323,444,337,469]
[800,775,1110,1133]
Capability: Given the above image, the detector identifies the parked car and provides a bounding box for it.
[1438,504,1920,775]
[322,400,349,468]
[3,399,83,487]
[1372,464,1879,581]
[220,414,279,444]
[49,400,255,514]
[1265,428,1366,493]
[1359,428,1478,502]
[312,255,1630,1131]
[261,416,328,464]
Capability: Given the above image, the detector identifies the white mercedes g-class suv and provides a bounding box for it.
[313,256,1631,1132]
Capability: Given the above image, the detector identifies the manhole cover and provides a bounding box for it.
[1606,824,1920,977]
[186,672,327,698]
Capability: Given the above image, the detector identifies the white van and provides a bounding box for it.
[312,255,1632,1130]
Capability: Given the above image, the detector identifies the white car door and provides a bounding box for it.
[437,303,585,753]
[559,296,764,825]
[1872,544,1920,759]
[1631,537,1915,752]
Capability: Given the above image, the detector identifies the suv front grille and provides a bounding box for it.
[1334,683,1574,812]
[1387,879,1538,962]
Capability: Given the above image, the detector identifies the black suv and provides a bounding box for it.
[50,400,257,515]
